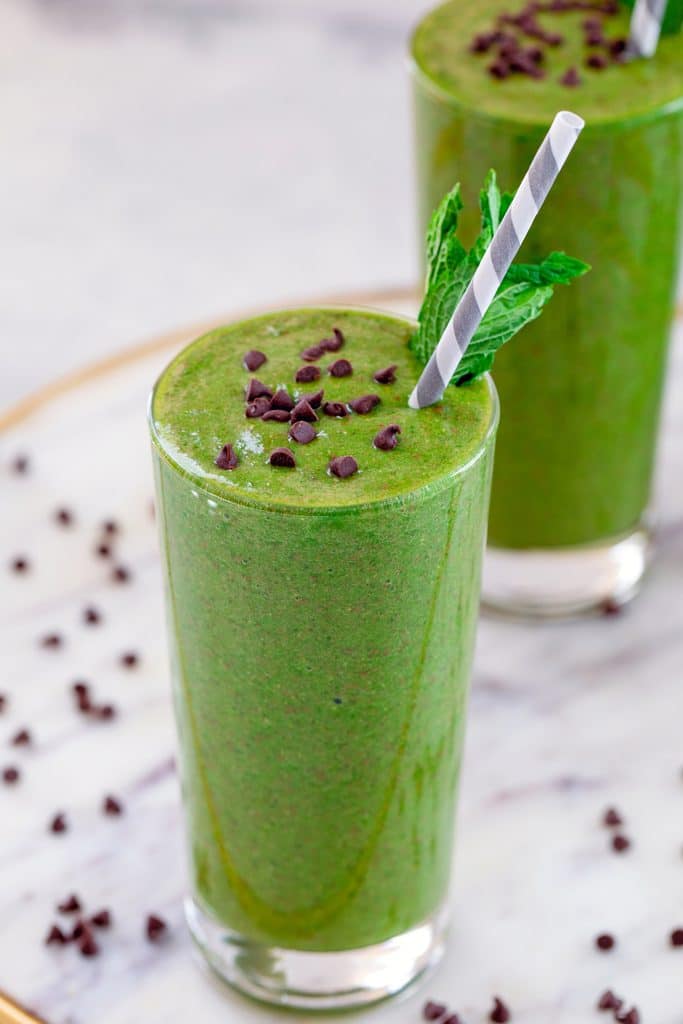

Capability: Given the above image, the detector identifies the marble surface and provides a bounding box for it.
[1,0,424,409]
[1,294,683,1024]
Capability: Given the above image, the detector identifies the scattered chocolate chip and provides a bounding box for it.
[71,919,87,941]
[120,651,139,669]
[11,455,29,474]
[215,444,239,470]
[49,813,68,835]
[112,565,131,584]
[295,365,321,383]
[269,447,296,469]
[102,519,119,536]
[586,52,609,68]
[609,37,627,56]
[373,424,401,451]
[423,1002,447,1021]
[271,389,295,412]
[245,397,271,419]
[595,933,616,951]
[91,909,112,929]
[603,807,623,827]
[328,358,353,378]
[301,389,324,409]
[290,400,318,423]
[92,703,117,721]
[55,507,74,527]
[328,456,358,479]
[58,894,81,914]
[443,1016,462,1024]
[83,606,102,626]
[612,834,631,853]
[289,421,316,445]
[45,924,68,946]
[349,394,380,415]
[470,31,496,51]
[79,930,100,958]
[373,364,398,385]
[616,1009,639,1024]
[242,350,267,372]
[320,328,345,352]
[490,997,511,1023]
[41,633,63,649]
[2,766,20,785]
[146,914,168,942]
[103,794,124,817]
[560,66,581,86]
[11,728,31,747]
[10,556,29,573]
[262,409,291,422]
[322,401,347,418]
[597,990,622,1012]
[72,681,90,699]
[489,59,511,78]
[96,542,112,559]
[245,378,273,401]
[670,928,683,947]
[301,344,325,362]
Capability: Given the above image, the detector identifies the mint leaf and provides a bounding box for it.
[411,171,589,386]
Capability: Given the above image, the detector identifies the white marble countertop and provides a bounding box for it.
[1,296,682,1024]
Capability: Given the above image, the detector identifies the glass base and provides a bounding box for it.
[482,523,651,619]
[186,898,447,1010]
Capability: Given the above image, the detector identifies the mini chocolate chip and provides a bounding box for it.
[120,651,139,668]
[91,909,112,929]
[92,703,117,721]
[349,394,380,415]
[71,919,87,941]
[490,997,511,1023]
[103,794,124,816]
[670,927,683,947]
[328,456,358,479]
[301,344,325,362]
[41,633,63,649]
[112,565,131,583]
[612,833,631,853]
[300,389,324,408]
[245,397,271,418]
[58,894,82,914]
[271,389,295,412]
[373,424,401,451]
[242,350,267,372]
[586,52,608,68]
[328,358,353,378]
[560,67,581,86]
[289,421,316,445]
[527,45,544,63]
[45,924,68,946]
[10,556,29,573]
[595,933,615,951]
[83,606,102,626]
[609,37,627,55]
[291,400,318,423]
[96,542,112,559]
[323,401,347,418]
[262,409,291,422]
[443,1016,462,1024]
[545,30,564,44]
[597,990,622,1012]
[146,914,168,942]
[320,327,345,352]
[11,728,31,747]
[423,1002,447,1021]
[72,680,90,698]
[470,32,495,51]
[50,812,68,835]
[488,59,511,78]
[55,507,74,527]
[245,378,273,401]
[79,931,100,958]
[3,766,20,785]
[295,365,321,383]
[616,1009,639,1024]
[269,447,296,469]
[11,455,29,474]
[215,444,239,470]
[102,519,119,535]
[585,27,605,44]
[373,364,398,385]
[603,806,623,827]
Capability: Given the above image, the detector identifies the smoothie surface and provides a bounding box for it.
[412,0,683,125]
[151,308,495,510]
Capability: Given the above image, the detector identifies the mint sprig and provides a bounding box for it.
[411,171,589,385]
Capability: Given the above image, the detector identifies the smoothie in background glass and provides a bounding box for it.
[411,0,683,615]
[149,307,498,1008]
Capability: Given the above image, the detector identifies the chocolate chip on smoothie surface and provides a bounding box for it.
[2,766,20,785]
[373,364,398,384]
[595,933,616,951]
[597,990,622,1012]
[146,914,169,942]
[215,444,239,470]
[91,909,112,929]
[328,456,358,479]
[58,894,82,913]
[83,605,102,625]
[245,397,271,419]
[289,421,317,445]
[320,327,345,352]
[245,378,273,401]
[490,997,511,1023]
[603,806,623,827]
[295,365,321,383]
[560,66,581,86]
[103,794,124,816]
[373,424,401,451]
[269,447,297,469]
[262,409,291,423]
[290,399,318,423]
[45,924,68,946]
[349,394,380,415]
[11,728,31,746]
[11,556,30,573]
[300,388,324,409]
[612,833,631,853]
[328,358,353,378]
[49,812,68,834]
[112,565,132,583]
[242,349,267,372]
[423,1001,447,1020]
[323,401,347,418]
[11,454,30,474]
[617,1009,640,1024]
[271,388,295,411]
[41,633,63,649]
[301,343,326,362]
[54,507,74,527]
[670,928,683,947]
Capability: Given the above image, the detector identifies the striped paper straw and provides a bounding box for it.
[409,110,584,411]
[627,0,668,58]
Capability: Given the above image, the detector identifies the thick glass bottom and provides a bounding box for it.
[186,898,447,1010]
[482,522,651,619]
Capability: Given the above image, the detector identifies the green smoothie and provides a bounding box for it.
[150,308,497,957]
[412,0,683,549]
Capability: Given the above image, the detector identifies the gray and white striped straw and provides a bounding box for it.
[626,0,668,58]
[409,110,584,410]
